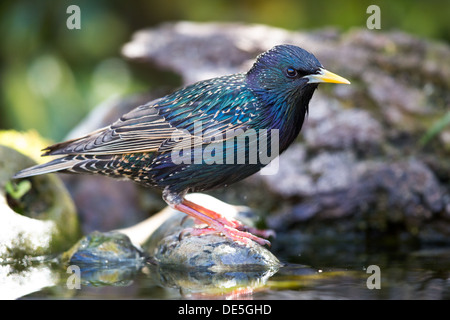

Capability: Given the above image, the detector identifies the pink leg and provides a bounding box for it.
[173,200,271,247]
[182,199,276,238]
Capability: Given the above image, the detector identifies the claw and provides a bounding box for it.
[237,226,276,239]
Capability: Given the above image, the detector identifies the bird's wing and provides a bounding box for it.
[42,100,176,156]
[43,75,259,157]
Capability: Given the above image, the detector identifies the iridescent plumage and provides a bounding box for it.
[14,44,350,246]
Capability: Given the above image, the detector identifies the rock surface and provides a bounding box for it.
[63,231,144,266]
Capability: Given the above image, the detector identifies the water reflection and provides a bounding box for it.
[2,246,450,300]
[155,265,279,299]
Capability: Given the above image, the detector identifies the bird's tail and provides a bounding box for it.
[13,156,81,179]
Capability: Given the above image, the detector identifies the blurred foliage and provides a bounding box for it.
[420,111,450,146]
[0,0,449,142]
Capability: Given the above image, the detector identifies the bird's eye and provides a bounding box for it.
[286,67,298,78]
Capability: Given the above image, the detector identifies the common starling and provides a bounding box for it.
[14,44,350,246]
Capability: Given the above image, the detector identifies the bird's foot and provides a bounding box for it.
[173,198,273,247]
[180,212,276,240]
[179,225,271,247]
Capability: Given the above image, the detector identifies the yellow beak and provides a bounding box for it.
[306,68,351,84]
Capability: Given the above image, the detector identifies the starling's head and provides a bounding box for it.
[247,44,349,108]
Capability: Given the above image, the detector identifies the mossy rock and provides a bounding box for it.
[62,231,143,266]
[0,131,81,260]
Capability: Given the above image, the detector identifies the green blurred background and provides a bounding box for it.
[1,0,449,142]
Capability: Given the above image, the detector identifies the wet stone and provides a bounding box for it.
[64,231,144,267]
[155,233,280,271]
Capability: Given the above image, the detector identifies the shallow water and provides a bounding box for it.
[2,242,449,300]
